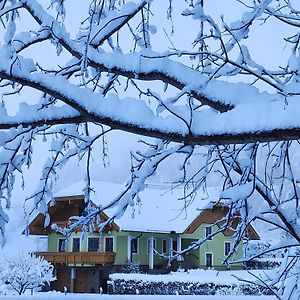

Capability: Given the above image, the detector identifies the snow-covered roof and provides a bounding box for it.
[55,180,221,234]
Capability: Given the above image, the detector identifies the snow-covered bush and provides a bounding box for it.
[107,278,272,296]
[245,258,281,270]
[0,254,56,295]
[121,260,140,274]
[108,270,276,295]
[0,280,8,295]
[245,241,285,259]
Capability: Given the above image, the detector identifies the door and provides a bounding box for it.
[55,267,70,292]
[75,268,89,293]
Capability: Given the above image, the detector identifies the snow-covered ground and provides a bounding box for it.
[0,293,276,300]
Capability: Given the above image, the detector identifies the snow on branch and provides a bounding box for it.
[1,1,300,298]
[2,62,300,145]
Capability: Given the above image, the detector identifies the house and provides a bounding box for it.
[27,181,259,293]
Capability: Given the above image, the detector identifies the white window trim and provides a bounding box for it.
[162,239,167,254]
[205,252,213,268]
[88,237,100,252]
[224,241,231,256]
[147,237,157,255]
[72,237,80,252]
[205,225,213,240]
[131,237,139,255]
[104,236,115,252]
[58,238,66,252]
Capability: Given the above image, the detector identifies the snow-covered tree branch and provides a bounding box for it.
[1,0,300,298]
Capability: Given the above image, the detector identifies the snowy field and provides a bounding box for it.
[0,294,276,300]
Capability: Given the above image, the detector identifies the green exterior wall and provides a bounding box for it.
[181,224,244,269]
[119,233,172,266]
[47,222,244,270]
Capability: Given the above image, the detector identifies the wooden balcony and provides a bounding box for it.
[35,251,116,265]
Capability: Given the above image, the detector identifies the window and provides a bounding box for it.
[88,238,99,252]
[225,242,231,256]
[162,239,167,254]
[72,238,80,252]
[131,238,139,254]
[105,237,114,252]
[58,238,66,252]
[147,238,156,254]
[205,226,212,240]
[205,253,213,268]
[172,239,178,252]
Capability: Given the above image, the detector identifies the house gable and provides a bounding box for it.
[184,205,260,240]
[28,195,119,235]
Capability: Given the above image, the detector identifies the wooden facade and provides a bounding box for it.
[184,205,259,240]
[53,267,106,293]
[28,195,119,235]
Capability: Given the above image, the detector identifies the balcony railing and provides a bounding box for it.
[35,251,116,265]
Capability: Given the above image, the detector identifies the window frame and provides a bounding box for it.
[58,238,66,252]
[224,241,231,256]
[104,236,114,252]
[205,252,213,268]
[88,237,100,252]
[172,239,178,252]
[131,237,139,255]
[205,226,213,240]
[72,238,80,252]
[162,239,167,254]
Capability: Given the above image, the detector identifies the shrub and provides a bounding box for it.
[0,253,56,295]
[121,260,140,274]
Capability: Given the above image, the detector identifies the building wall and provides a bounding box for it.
[48,232,119,254]
[47,224,244,269]
[48,231,171,268]
[53,266,116,293]
[121,233,171,267]
[181,224,244,269]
